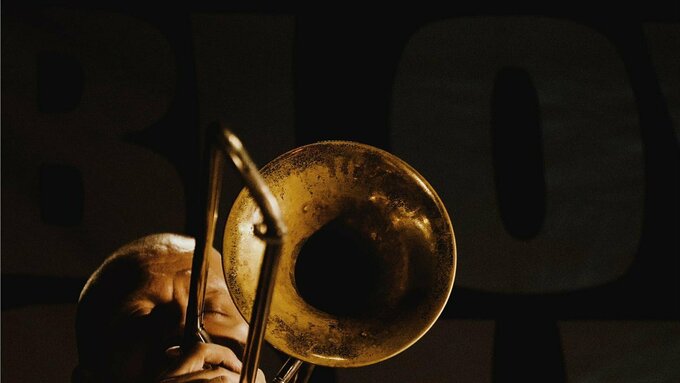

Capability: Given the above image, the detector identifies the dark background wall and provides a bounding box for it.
[2,2,679,382]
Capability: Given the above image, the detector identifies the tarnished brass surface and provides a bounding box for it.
[223,141,456,368]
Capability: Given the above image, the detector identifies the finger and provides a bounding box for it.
[159,365,238,383]
[164,343,242,377]
[158,365,265,383]
[256,369,266,383]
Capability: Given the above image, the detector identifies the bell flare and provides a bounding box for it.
[223,141,456,368]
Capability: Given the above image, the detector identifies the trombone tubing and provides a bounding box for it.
[183,131,223,349]
[184,123,287,383]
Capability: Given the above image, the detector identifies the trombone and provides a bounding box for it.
[184,123,456,383]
